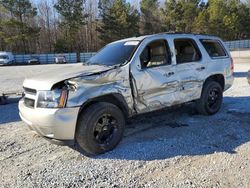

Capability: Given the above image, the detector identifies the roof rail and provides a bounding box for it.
[156,31,215,37]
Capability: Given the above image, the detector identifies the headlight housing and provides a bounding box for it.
[37,89,68,108]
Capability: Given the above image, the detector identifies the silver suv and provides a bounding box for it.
[19,33,234,155]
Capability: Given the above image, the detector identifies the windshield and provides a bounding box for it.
[87,40,139,66]
[0,55,9,60]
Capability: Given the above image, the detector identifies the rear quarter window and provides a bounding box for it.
[200,39,227,58]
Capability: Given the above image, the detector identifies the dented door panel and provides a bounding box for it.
[131,64,180,113]
[175,62,204,102]
[171,37,207,103]
[128,36,182,113]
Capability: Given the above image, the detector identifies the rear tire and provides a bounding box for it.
[75,102,125,156]
[196,81,223,115]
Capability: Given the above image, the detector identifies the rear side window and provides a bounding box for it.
[200,39,227,58]
[174,39,202,64]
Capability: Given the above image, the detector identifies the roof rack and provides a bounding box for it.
[156,31,215,37]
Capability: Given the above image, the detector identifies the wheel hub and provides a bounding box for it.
[94,114,117,145]
[208,88,219,108]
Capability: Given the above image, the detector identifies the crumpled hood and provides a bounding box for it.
[23,64,112,90]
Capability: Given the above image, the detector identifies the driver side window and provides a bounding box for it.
[140,40,171,68]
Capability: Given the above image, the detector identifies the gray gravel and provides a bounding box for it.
[0,63,250,188]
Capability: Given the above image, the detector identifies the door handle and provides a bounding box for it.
[164,72,175,77]
[196,66,205,71]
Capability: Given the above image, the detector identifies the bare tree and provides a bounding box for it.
[37,0,53,52]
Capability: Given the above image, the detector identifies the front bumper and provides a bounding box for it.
[19,99,80,143]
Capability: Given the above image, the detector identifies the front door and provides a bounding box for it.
[131,39,180,113]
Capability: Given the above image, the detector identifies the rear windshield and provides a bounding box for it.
[200,40,227,58]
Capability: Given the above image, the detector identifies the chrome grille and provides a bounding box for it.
[23,87,37,95]
[23,87,37,108]
[24,98,35,108]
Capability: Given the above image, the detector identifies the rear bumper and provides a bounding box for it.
[224,75,234,91]
[19,99,80,142]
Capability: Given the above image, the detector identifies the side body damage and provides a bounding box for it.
[66,64,135,117]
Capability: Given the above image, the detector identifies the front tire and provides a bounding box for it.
[196,81,223,115]
[75,102,125,156]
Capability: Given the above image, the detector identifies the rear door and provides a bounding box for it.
[130,38,180,113]
[173,38,205,102]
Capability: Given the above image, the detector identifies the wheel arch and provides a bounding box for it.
[203,74,225,90]
[77,93,130,120]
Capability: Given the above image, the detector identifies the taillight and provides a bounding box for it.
[230,57,234,73]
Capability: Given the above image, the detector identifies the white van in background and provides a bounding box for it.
[0,52,15,66]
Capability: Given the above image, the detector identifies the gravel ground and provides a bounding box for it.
[0,63,250,188]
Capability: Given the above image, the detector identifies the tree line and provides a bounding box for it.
[0,0,250,54]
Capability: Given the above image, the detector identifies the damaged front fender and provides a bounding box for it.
[65,65,135,116]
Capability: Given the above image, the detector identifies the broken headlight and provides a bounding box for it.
[37,89,68,108]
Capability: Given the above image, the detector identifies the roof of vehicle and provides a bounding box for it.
[112,32,221,44]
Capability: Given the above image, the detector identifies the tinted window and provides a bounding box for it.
[200,40,227,58]
[140,40,171,68]
[88,41,139,66]
[174,39,201,64]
